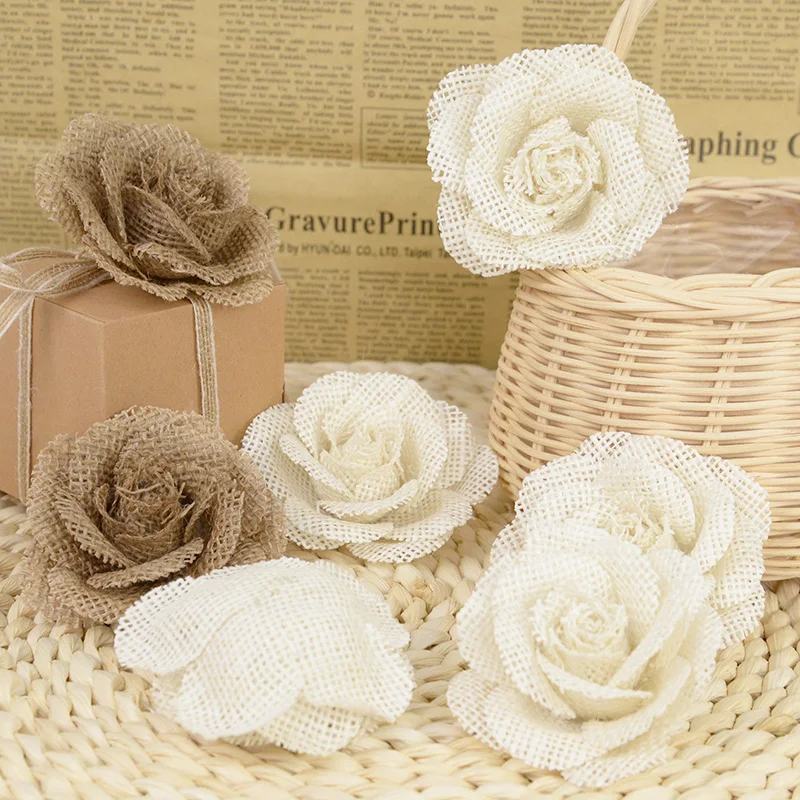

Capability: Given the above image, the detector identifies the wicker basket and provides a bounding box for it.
[489,0,800,581]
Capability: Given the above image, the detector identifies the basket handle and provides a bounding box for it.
[603,0,658,59]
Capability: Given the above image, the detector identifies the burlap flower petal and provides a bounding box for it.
[452,446,501,505]
[37,115,132,245]
[428,66,494,192]
[250,701,374,756]
[347,489,474,562]
[279,431,351,498]
[562,718,677,788]
[54,493,135,569]
[284,497,393,547]
[48,567,143,626]
[115,558,414,754]
[433,403,478,489]
[86,537,206,589]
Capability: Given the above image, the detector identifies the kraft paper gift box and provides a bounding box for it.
[0,255,286,499]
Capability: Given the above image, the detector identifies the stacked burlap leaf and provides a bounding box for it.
[115,558,415,755]
[35,114,278,305]
[22,406,285,626]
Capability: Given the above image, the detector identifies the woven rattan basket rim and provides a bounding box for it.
[679,176,800,208]
[514,176,800,311]
[519,268,800,314]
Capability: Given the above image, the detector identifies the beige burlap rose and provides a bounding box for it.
[242,371,498,562]
[35,114,278,305]
[448,524,723,788]
[427,45,689,275]
[22,407,285,626]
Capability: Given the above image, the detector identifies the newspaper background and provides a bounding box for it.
[2,0,799,367]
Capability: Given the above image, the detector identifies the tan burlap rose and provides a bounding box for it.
[35,114,278,305]
[21,407,285,626]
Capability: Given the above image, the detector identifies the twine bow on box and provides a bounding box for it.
[0,114,279,500]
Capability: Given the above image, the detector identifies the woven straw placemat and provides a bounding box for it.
[1,361,799,800]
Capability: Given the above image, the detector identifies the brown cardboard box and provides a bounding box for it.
[0,256,286,499]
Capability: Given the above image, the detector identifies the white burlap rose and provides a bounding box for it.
[427,45,689,275]
[448,525,724,787]
[115,558,414,755]
[512,432,770,645]
[242,371,498,561]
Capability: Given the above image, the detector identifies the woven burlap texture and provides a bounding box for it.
[0,363,799,799]
[35,114,278,306]
[115,557,414,755]
[21,406,285,627]
[242,371,498,562]
[427,44,689,276]
[449,524,725,788]
[510,432,771,647]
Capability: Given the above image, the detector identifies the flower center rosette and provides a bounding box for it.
[427,44,689,275]
[242,371,498,562]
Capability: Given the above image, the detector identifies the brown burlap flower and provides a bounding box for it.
[35,114,278,305]
[22,407,285,626]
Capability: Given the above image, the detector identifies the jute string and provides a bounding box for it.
[0,247,221,501]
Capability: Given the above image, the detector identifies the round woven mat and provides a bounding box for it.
[2,361,799,800]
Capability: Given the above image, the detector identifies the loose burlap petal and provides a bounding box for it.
[35,114,278,306]
[22,406,285,627]
[115,558,414,755]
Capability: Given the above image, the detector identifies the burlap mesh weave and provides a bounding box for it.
[22,407,285,626]
[115,558,414,755]
[448,526,725,788]
[242,372,498,562]
[35,114,278,306]
[427,45,689,276]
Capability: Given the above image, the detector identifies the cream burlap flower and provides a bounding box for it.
[22,407,285,626]
[512,432,770,645]
[448,524,724,788]
[427,45,689,275]
[242,371,498,562]
[36,114,278,305]
[115,558,414,754]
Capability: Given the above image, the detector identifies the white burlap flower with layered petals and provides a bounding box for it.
[448,525,724,788]
[427,44,690,275]
[241,371,498,562]
[115,558,414,755]
[512,432,770,645]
